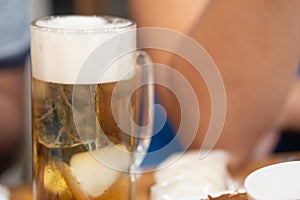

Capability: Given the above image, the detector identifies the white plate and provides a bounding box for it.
[245,161,300,200]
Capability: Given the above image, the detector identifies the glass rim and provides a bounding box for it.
[30,15,136,34]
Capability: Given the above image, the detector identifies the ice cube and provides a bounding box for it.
[70,145,131,198]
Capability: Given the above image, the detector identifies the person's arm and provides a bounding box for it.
[128,0,210,130]
[129,0,300,169]
[0,67,24,156]
[184,0,300,169]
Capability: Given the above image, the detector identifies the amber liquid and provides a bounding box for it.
[34,142,131,200]
[32,78,136,200]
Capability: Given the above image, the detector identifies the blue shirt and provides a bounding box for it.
[0,0,30,67]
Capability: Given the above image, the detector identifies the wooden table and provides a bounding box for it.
[9,151,300,200]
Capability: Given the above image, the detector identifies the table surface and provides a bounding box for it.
[9,151,300,200]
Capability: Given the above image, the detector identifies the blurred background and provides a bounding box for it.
[33,0,130,19]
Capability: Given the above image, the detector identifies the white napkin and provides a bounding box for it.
[0,184,10,200]
[151,150,232,200]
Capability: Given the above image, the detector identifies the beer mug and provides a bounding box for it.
[30,15,154,200]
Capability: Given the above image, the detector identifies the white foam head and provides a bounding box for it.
[30,16,136,84]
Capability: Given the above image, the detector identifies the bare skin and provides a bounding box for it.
[0,66,24,171]
[129,0,300,170]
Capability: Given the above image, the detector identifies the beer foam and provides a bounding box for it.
[31,16,136,84]
[70,145,131,198]
[35,16,132,30]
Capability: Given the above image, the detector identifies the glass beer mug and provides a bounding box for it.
[30,15,154,200]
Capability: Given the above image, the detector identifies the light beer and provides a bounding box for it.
[32,78,136,200]
[31,16,138,200]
